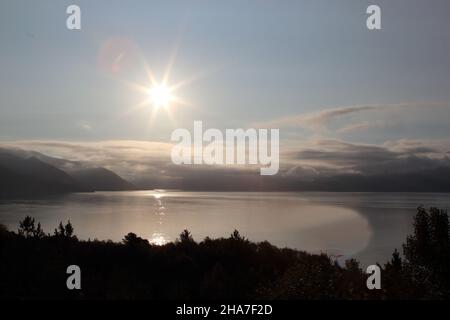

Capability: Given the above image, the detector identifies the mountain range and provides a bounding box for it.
[0,148,137,198]
[1,147,450,196]
[148,165,450,192]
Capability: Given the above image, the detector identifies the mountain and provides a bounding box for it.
[0,151,93,197]
[0,164,47,197]
[301,167,450,192]
[0,148,137,197]
[160,166,450,192]
[0,147,137,190]
[68,167,137,191]
[2,146,449,193]
[1,147,86,172]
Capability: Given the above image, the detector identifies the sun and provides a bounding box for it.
[123,43,215,125]
[148,84,173,109]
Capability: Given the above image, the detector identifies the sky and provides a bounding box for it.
[1,0,450,184]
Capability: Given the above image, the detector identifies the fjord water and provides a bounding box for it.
[1,191,449,265]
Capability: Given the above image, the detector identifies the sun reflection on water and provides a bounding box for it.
[149,232,168,246]
[151,189,167,199]
[147,190,168,245]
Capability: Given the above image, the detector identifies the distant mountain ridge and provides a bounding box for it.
[0,148,137,198]
[69,167,137,191]
[157,166,450,192]
[292,167,450,192]
[0,164,67,197]
[1,147,449,194]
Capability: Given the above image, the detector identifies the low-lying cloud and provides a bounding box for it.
[3,136,450,190]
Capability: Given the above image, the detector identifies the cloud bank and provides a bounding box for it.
[2,136,450,190]
[2,101,450,190]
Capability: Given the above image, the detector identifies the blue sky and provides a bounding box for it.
[1,0,450,180]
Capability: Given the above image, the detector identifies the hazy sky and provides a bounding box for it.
[1,0,450,181]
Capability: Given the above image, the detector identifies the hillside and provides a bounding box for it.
[0,151,92,197]
[69,167,137,191]
[0,148,137,197]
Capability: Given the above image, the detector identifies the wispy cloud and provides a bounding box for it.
[77,122,93,132]
[254,102,450,131]
[336,121,385,134]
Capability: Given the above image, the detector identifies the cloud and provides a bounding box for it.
[0,140,266,188]
[0,140,172,180]
[254,101,450,131]
[289,138,450,176]
[77,122,93,132]
[2,137,450,190]
[336,121,390,134]
[255,105,378,130]
[382,138,450,154]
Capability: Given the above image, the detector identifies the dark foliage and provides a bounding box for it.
[401,207,450,298]
[0,207,448,300]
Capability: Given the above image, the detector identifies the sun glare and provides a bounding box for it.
[124,44,213,125]
[148,84,173,109]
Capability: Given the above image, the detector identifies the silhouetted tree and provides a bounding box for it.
[18,216,45,239]
[65,220,74,238]
[382,248,414,299]
[122,232,149,247]
[54,222,65,237]
[344,258,360,272]
[230,229,245,241]
[54,220,76,239]
[403,207,450,298]
[18,216,35,238]
[390,249,402,272]
[178,229,194,244]
[2,208,449,300]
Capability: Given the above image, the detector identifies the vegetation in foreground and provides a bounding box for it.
[0,207,448,300]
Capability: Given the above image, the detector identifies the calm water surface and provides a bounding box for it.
[1,191,449,266]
